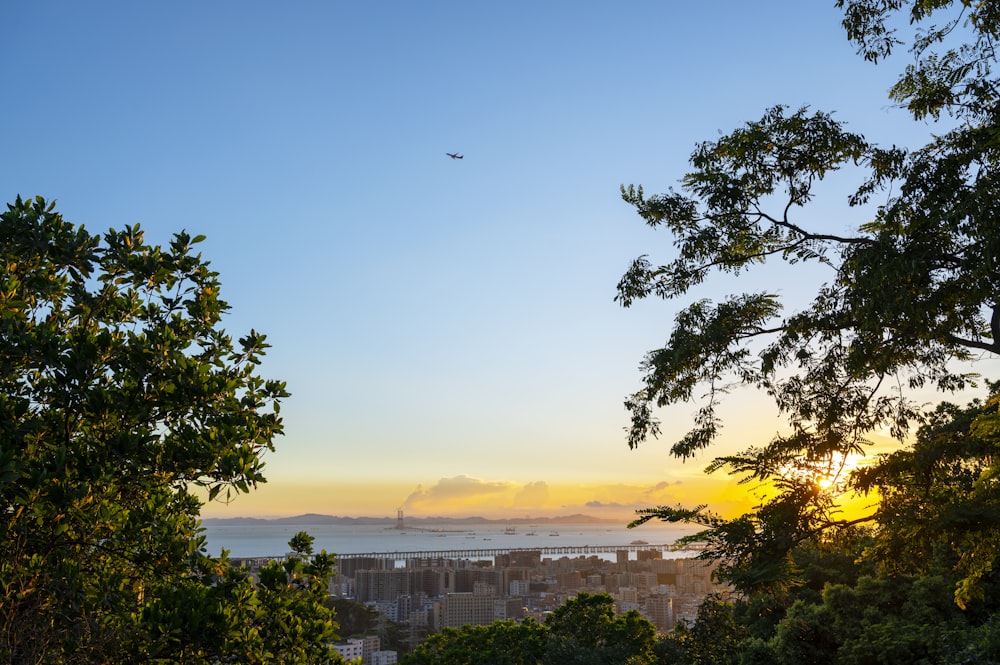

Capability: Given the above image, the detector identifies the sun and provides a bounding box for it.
[785,451,868,495]
[816,475,836,491]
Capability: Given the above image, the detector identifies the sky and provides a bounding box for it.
[5,1,995,521]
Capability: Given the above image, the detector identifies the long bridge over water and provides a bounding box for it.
[335,542,705,560]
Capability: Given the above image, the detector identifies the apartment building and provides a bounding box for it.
[336,550,728,640]
[330,636,398,665]
[440,584,500,629]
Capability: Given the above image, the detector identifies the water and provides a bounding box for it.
[201,521,700,559]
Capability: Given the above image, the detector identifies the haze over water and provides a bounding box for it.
[203,521,699,560]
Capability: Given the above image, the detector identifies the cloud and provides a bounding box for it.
[558,480,689,517]
[392,477,715,520]
[585,500,631,509]
[512,481,550,508]
[402,475,512,510]
[650,480,683,492]
[579,481,682,505]
[644,480,683,502]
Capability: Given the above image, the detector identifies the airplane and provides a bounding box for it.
[446,152,464,159]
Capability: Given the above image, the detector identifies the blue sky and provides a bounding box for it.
[4,2,983,519]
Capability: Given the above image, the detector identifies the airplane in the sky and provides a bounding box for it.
[446,152,463,159]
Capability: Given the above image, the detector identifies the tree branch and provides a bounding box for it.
[819,513,878,531]
[762,208,870,244]
[943,331,1000,355]
[992,304,1000,349]
[679,233,834,279]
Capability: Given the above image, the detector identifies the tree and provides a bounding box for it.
[401,593,657,665]
[659,595,749,665]
[138,534,343,664]
[253,533,342,664]
[0,197,339,663]
[769,574,970,665]
[543,592,657,665]
[327,598,409,654]
[655,391,1000,664]
[619,0,1000,596]
[403,619,548,665]
[854,386,1000,608]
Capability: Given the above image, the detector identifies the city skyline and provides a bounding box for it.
[6,2,996,521]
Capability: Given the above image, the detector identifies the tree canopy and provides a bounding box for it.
[402,592,657,665]
[619,0,1000,598]
[657,385,1000,663]
[0,197,340,663]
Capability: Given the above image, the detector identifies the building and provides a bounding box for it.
[333,546,730,643]
[645,594,675,632]
[440,583,504,629]
[330,638,363,662]
[331,635,398,665]
[370,651,398,665]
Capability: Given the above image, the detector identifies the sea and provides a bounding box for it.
[201,520,702,561]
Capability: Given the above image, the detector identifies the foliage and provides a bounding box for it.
[402,593,657,665]
[138,533,343,664]
[252,533,342,663]
[620,0,1000,598]
[657,393,1000,664]
[855,386,1000,608]
[403,618,547,665]
[617,3,1000,659]
[327,597,410,654]
[660,595,749,665]
[769,574,969,665]
[543,592,657,665]
[0,197,339,663]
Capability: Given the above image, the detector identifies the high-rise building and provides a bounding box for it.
[645,594,674,632]
[355,568,416,603]
[440,584,502,628]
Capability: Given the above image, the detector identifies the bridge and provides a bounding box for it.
[335,542,705,561]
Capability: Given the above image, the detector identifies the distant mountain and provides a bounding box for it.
[200,514,392,526]
[200,513,623,526]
